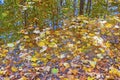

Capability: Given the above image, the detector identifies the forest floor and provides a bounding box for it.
[0,15,120,80]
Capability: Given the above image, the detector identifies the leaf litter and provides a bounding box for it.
[0,15,120,80]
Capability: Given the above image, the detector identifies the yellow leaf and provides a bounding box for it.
[0,71,4,75]
[4,77,10,80]
[3,49,8,53]
[36,78,41,80]
[114,16,120,22]
[89,33,95,37]
[46,54,51,59]
[114,33,119,35]
[77,48,82,52]
[33,0,40,2]
[48,42,57,47]
[38,41,45,47]
[11,66,18,72]
[105,23,113,28]
[7,43,15,47]
[67,43,74,47]
[93,58,98,62]
[63,62,70,68]
[87,77,94,80]
[34,51,41,57]
[0,53,7,57]
[55,31,60,36]
[40,32,45,38]
[87,43,91,47]
[29,43,34,47]
[105,41,111,48]
[20,76,28,80]
[31,57,38,62]
[20,29,25,34]
[71,22,76,25]
[63,78,69,80]
[99,48,105,53]
[46,31,50,35]
[109,67,120,77]
[83,67,92,72]
[31,63,38,67]
[89,61,96,68]
[20,45,25,50]
[72,69,78,75]
[24,36,29,39]
[40,58,48,64]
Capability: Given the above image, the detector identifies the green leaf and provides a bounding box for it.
[2,13,8,17]
[51,68,58,74]
[7,43,14,47]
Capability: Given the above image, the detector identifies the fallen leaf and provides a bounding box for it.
[7,43,14,47]
[31,63,38,67]
[105,23,113,28]
[87,76,94,80]
[31,57,38,62]
[51,68,58,74]
[38,41,45,47]
[11,66,18,72]
[89,61,96,68]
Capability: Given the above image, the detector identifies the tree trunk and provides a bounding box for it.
[86,0,92,16]
[80,0,85,15]
[88,0,92,16]
[24,10,27,27]
[60,0,63,6]
[73,0,77,16]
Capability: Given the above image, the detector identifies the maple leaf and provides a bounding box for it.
[31,63,38,67]
[87,76,95,80]
[105,23,113,28]
[11,66,18,72]
[31,57,38,62]
[37,41,46,47]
